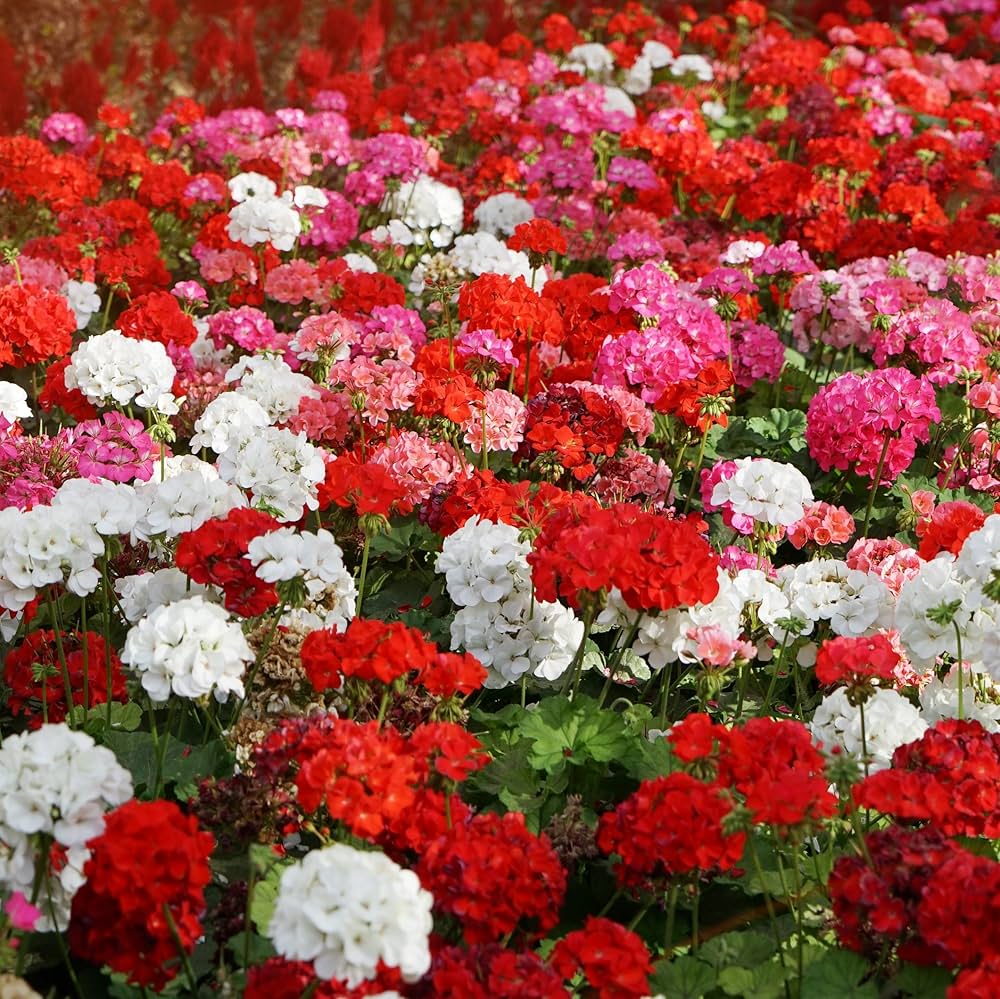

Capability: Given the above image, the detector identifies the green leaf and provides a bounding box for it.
[799,950,877,999]
[101,730,231,798]
[649,956,717,999]
[71,700,143,736]
[719,960,791,999]
[368,518,439,560]
[619,734,676,782]
[249,849,293,935]
[227,931,276,967]
[699,930,776,971]
[893,962,952,998]
[518,695,630,773]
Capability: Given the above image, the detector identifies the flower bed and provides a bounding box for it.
[0,1,999,997]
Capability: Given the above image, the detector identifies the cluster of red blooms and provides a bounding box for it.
[116,289,197,349]
[175,508,282,616]
[69,800,214,990]
[517,385,628,482]
[317,454,413,519]
[528,501,720,613]
[600,712,835,879]
[427,944,569,999]
[507,219,567,259]
[598,771,745,889]
[655,360,735,432]
[854,719,1000,839]
[245,958,403,999]
[426,470,578,539]
[914,500,987,560]
[254,715,486,852]
[3,628,126,725]
[830,824,1000,981]
[300,617,485,697]
[814,633,902,700]
[417,810,567,945]
[0,283,76,368]
[549,917,653,999]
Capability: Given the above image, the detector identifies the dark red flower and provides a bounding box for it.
[418,811,567,944]
[69,800,214,990]
[550,917,653,999]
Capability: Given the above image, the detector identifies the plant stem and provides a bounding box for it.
[44,591,76,727]
[955,620,965,721]
[747,837,792,999]
[163,904,199,994]
[664,884,680,955]
[355,530,372,617]
[682,425,710,515]
[862,432,892,536]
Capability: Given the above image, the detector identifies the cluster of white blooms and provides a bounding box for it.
[64,329,179,414]
[190,319,232,368]
[122,595,253,703]
[246,528,356,631]
[382,175,463,248]
[133,466,246,546]
[0,505,105,612]
[225,354,318,423]
[628,569,788,669]
[269,844,433,986]
[115,567,218,623]
[409,231,543,296]
[564,42,616,79]
[722,240,767,265]
[712,458,814,527]
[226,172,325,253]
[562,39,677,97]
[51,479,141,536]
[62,279,102,330]
[895,554,989,667]
[622,40,673,94]
[919,667,1000,731]
[774,560,892,640]
[669,53,715,82]
[190,391,272,455]
[473,192,534,237]
[436,518,583,687]
[0,381,31,424]
[811,687,928,773]
[218,426,325,523]
[0,725,132,930]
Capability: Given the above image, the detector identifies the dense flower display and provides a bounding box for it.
[0,0,999,994]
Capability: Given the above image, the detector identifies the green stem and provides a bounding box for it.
[45,875,86,999]
[787,848,806,988]
[563,604,596,699]
[761,631,791,716]
[163,904,199,994]
[682,424,710,515]
[150,697,176,800]
[356,531,372,617]
[101,555,115,729]
[747,837,792,999]
[862,432,892,536]
[658,661,674,730]
[664,884,680,955]
[955,621,965,721]
[80,596,90,712]
[44,591,76,727]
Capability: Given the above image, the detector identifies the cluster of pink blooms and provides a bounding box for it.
[806,367,941,483]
